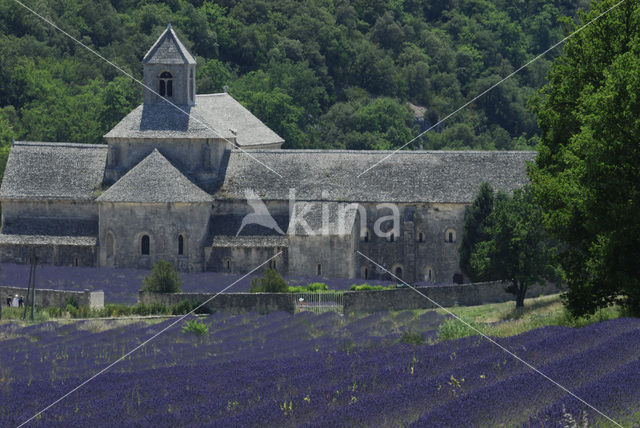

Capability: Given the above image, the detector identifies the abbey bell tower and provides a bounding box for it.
[142,23,196,106]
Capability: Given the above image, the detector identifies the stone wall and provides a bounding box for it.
[288,234,357,278]
[343,281,560,313]
[356,203,467,285]
[138,291,295,314]
[0,286,104,308]
[103,139,229,186]
[99,202,210,272]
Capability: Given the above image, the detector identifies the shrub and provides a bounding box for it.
[181,319,209,336]
[64,296,79,309]
[141,260,183,293]
[250,269,288,293]
[436,318,481,341]
[288,283,332,293]
[349,284,396,291]
[306,282,329,292]
[399,331,424,345]
[171,300,209,315]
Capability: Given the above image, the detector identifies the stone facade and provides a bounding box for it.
[0,24,535,284]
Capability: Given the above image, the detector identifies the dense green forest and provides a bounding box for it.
[0,0,591,167]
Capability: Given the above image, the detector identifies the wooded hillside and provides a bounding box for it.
[0,0,590,168]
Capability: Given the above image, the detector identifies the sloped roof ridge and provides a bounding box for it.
[142,23,196,65]
[14,141,107,149]
[229,149,537,154]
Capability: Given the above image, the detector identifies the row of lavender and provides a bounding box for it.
[1,312,639,427]
[0,263,409,304]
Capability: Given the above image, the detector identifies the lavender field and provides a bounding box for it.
[0,263,407,304]
[1,311,639,427]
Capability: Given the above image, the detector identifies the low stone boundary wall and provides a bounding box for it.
[1,286,104,308]
[343,281,560,313]
[138,291,295,314]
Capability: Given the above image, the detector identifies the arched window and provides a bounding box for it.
[445,228,456,243]
[106,232,115,258]
[317,263,322,276]
[425,266,434,283]
[364,230,370,243]
[418,232,424,243]
[395,266,403,278]
[74,256,79,267]
[159,71,173,97]
[141,235,150,255]
[389,233,395,243]
[361,266,369,279]
[225,258,231,271]
[269,259,277,270]
[178,235,184,255]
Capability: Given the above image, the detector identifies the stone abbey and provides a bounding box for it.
[0,25,533,283]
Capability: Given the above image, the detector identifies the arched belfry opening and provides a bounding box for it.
[159,71,173,97]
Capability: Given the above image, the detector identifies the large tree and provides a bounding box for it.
[470,187,558,308]
[529,0,640,316]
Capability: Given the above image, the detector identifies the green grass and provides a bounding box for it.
[432,293,625,341]
[0,300,208,325]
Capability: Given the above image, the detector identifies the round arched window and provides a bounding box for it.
[141,235,150,255]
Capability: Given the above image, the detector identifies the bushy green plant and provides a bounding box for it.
[141,260,183,293]
[288,282,332,293]
[349,284,396,291]
[64,296,79,309]
[399,331,424,345]
[171,300,209,315]
[250,269,288,293]
[181,319,209,336]
[306,282,329,292]
[436,318,481,341]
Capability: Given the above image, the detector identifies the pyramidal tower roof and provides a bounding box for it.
[142,23,196,65]
[98,149,210,203]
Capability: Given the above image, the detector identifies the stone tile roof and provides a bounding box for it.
[142,23,196,65]
[0,234,97,246]
[2,218,98,236]
[97,149,211,203]
[0,142,107,201]
[104,94,284,147]
[0,217,98,247]
[218,150,536,204]
[210,235,289,248]
[289,202,359,236]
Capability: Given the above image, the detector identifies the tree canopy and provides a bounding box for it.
[141,259,183,293]
[459,182,496,282]
[529,0,640,316]
[465,186,558,307]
